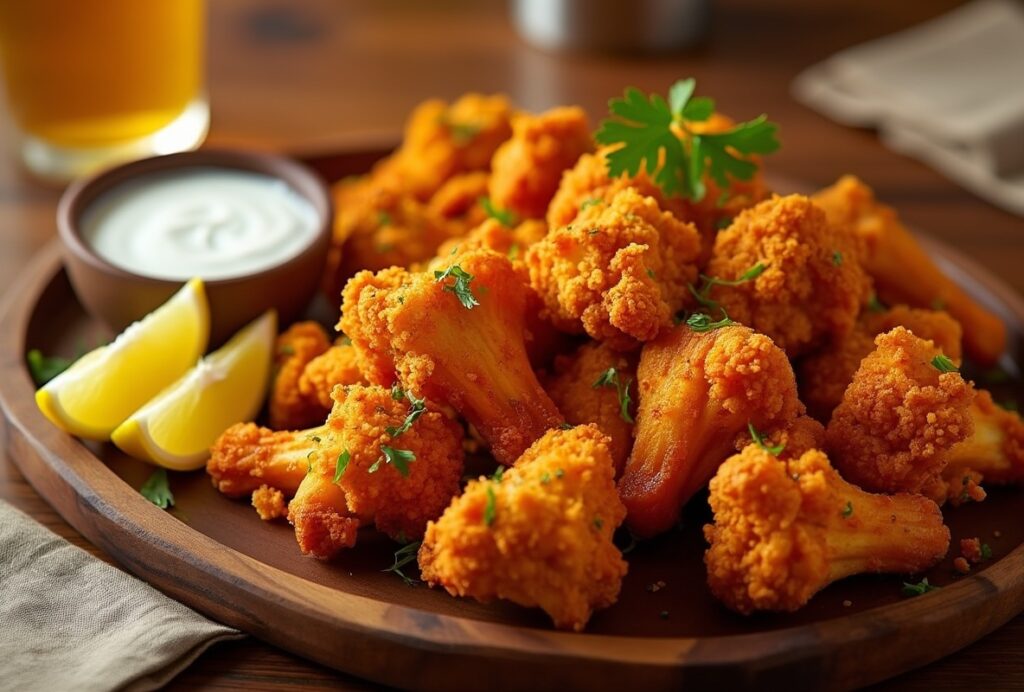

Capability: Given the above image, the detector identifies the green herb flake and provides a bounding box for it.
[26,349,74,386]
[595,79,779,202]
[981,543,993,560]
[592,367,635,423]
[867,294,886,313]
[558,422,574,430]
[748,422,784,456]
[386,390,427,438]
[479,196,517,227]
[445,120,481,144]
[901,578,939,597]
[507,243,520,261]
[140,469,174,510]
[491,466,505,482]
[377,210,393,227]
[593,517,604,530]
[841,501,854,518]
[580,197,603,211]
[832,250,843,266]
[540,472,551,484]
[434,264,481,309]
[686,311,736,332]
[383,540,422,586]
[390,383,405,401]
[931,354,959,374]
[374,445,416,477]
[334,450,351,483]
[484,485,497,527]
[555,468,565,479]
[646,268,656,280]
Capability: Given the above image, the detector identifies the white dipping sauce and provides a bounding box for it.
[80,166,320,281]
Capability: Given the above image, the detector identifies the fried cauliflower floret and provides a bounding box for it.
[799,306,963,421]
[431,217,548,270]
[543,342,637,474]
[704,194,872,357]
[207,422,325,498]
[298,342,366,411]
[813,175,1006,365]
[340,249,564,465]
[427,171,490,235]
[251,484,288,521]
[733,415,826,459]
[419,425,627,632]
[943,389,1024,493]
[269,321,331,430]
[526,187,702,350]
[619,324,803,537]
[704,446,950,614]
[288,470,358,558]
[826,327,975,502]
[488,106,593,219]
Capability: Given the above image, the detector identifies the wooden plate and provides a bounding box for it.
[3,147,1024,691]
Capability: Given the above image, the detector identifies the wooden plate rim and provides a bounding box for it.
[3,234,1024,690]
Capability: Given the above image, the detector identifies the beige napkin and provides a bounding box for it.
[0,500,241,692]
[793,0,1024,216]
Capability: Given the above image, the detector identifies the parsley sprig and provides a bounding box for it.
[383,540,422,586]
[26,348,78,386]
[434,264,480,309]
[595,79,779,202]
[333,450,351,483]
[901,577,939,597]
[686,312,736,332]
[748,422,784,456]
[370,445,416,477]
[931,354,959,374]
[140,469,174,509]
[386,389,427,438]
[592,367,635,423]
[479,196,517,227]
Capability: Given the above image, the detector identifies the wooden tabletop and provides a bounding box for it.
[2,0,1022,688]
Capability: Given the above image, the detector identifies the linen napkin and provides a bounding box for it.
[792,0,1024,216]
[0,500,242,692]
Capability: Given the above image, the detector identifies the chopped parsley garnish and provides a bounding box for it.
[748,422,784,456]
[391,383,405,400]
[277,344,296,357]
[26,349,75,386]
[370,445,415,477]
[306,451,315,474]
[434,264,480,309]
[686,311,736,332]
[377,210,393,227]
[140,469,174,509]
[484,485,497,527]
[842,501,854,518]
[540,472,551,484]
[595,79,779,202]
[689,262,766,310]
[593,517,604,530]
[901,578,938,597]
[832,250,843,266]
[333,450,351,483]
[555,468,565,479]
[867,294,886,313]
[444,120,481,144]
[383,540,422,586]
[386,390,426,438]
[580,197,603,211]
[981,543,993,560]
[491,466,505,482]
[592,367,635,423]
[558,422,574,430]
[479,196,517,227]
[507,243,520,261]
[931,354,959,374]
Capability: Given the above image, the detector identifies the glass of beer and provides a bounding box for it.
[0,0,208,182]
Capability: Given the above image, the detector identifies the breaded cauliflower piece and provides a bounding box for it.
[944,389,1024,496]
[703,194,872,357]
[340,249,564,465]
[269,321,331,430]
[619,323,803,537]
[543,342,637,474]
[733,415,826,459]
[526,187,702,350]
[298,342,367,411]
[826,327,975,501]
[488,106,593,219]
[813,175,1006,365]
[799,305,963,421]
[418,425,627,632]
[427,171,490,236]
[208,422,325,498]
[704,446,950,614]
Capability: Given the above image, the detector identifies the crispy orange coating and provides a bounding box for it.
[289,470,359,559]
[207,422,324,498]
[526,187,702,350]
[252,484,288,521]
[298,342,366,411]
[704,194,872,357]
[543,342,637,475]
[799,305,963,421]
[943,389,1024,492]
[813,175,1006,365]
[419,425,627,631]
[826,327,975,501]
[733,415,826,459]
[269,321,331,430]
[427,171,490,235]
[704,446,950,614]
[430,217,548,270]
[619,323,803,537]
[488,106,593,219]
[340,249,564,465]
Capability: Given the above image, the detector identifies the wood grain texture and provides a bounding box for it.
[2,0,1024,689]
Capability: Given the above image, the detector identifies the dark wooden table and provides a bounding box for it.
[2,0,1022,688]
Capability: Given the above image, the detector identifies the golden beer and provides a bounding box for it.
[0,0,206,178]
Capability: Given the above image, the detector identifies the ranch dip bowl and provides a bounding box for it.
[57,150,332,344]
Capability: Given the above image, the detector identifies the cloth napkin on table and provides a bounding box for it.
[792,0,1024,216]
[0,500,241,692]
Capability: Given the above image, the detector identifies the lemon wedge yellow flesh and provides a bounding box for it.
[111,310,276,471]
[36,278,209,440]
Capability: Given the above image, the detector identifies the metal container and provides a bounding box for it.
[511,0,710,54]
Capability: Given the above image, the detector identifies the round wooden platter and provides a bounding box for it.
[4,149,1024,692]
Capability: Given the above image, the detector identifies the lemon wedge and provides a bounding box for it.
[36,278,209,440]
[111,310,276,470]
